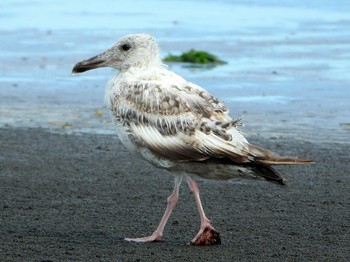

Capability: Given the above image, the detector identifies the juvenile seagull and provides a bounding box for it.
[72,33,313,245]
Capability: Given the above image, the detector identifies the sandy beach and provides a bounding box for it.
[0,127,349,261]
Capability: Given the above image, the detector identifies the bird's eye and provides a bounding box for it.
[121,43,131,51]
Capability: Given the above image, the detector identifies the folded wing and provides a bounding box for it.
[109,70,313,167]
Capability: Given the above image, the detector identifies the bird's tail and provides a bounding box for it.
[251,165,287,185]
[248,144,314,165]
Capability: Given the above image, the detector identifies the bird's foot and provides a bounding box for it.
[124,231,162,243]
[190,225,221,246]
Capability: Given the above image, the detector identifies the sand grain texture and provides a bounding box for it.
[0,127,349,261]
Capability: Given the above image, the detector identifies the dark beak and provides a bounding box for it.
[72,55,107,74]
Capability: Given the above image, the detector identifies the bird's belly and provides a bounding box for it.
[170,162,261,181]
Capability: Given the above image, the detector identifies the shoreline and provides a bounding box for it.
[0,127,349,261]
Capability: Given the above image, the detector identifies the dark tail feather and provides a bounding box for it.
[251,165,287,185]
[248,144,314,165]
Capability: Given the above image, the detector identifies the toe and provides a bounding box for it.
[191,226,221,246]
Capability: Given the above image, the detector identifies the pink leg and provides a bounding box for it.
[186,175,221,245]
[124,175,182,243]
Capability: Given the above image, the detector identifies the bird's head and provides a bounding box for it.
[72,33,161,73]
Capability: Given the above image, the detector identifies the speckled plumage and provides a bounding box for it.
[105,66,253,168]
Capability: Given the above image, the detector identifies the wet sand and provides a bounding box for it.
[0,127,349,261]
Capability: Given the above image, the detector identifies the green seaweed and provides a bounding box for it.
[164,49,226,65]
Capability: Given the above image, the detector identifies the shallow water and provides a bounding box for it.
[1,0,349,143]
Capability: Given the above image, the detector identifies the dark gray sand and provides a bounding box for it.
[0,127,349,261]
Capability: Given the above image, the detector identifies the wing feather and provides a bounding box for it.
[109,70,253,164]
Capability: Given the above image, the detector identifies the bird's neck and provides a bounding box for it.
[119,60,164,73]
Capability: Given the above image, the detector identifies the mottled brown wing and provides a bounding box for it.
[110,77,252,163]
